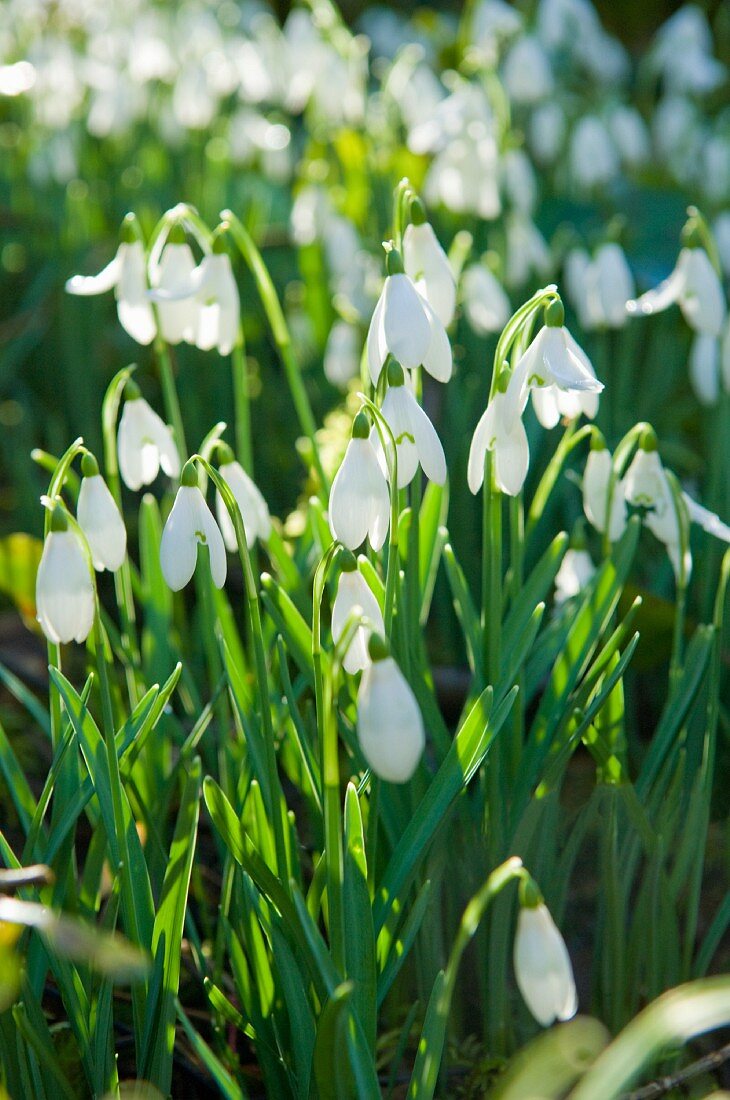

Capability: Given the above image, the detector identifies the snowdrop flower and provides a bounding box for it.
[150,236,240,356]
[357,635,425,782]
[563,249,593,329]
[502,35,553,104]
[502,148,538,215]
[627,245,726,337]
[529,101,566,165]
[689,332,721,405]
[504,215,551,290]
[372,360,447,489]
[468,373,529,498]
[722,319,730,393]
[367,247,452,384]
[148,223,199,346]
[160,462,227,591]
[331,552,385,675]
[462,263,511,336]
[569,116,619,191]
[623,430,687,579]
[117,383,181,492]
[713,212,730,278]
[582,438,627,542]
[503,300,604,429]
[36,505,95,645]
[585,243,635,330]
[76,454,127,572]
[513,881,577,1027]
[329,412,390,551]
[531,382,599,430]
[554,546,596,605]
[323,320,360,389]
[608,106,650,168]
[424,132,501,222]
[402,201,456,327]
[66,214,156,346]
[214,445,271,550]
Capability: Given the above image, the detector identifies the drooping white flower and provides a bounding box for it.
[503,301,604,429]
[514,899,577,1027]
[323,319,360,389]
[160,465,227,591]
[148,225,199,345]
[582,442,627,543]
[623,432,690,581]
[627,247,726,337]
[329,412,390,551]
[554,546,595,605]
[531,384,599,430]
[586,243,635,329]
[150,241,241,356]
[357,638,425,782]
[331,556,385,675]
[502,148,538,215]
[569,115,620,191]
[468,387,529,498]
[66,217,156,346]
[36,507,95,645]
[461,263,511,336]
[117,385,181,492]
[372,361,447,489]
[502,35,553,104]
[689,332,720,405]
[529,101,566,165]
[403,209,456,327]
[215,449,271,550]
[366,249,452,384]
[608,105,650,168]
[504,215,552,290]
[76,456,127,572]
[424,131,501,222]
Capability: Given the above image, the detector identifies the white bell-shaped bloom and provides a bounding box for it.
[623,444,681,549]
[503,306,604,430]
[468,390,529,498]
[608,106,650,168]
[502,35,553,104]
[367,257,452,384]
[403,216,456,327]
[329,414,390,551]
[554,547,595,605]
[569,116,619,191]
[149,238,199,345]
[531,384,599,429]
[504,215,551,289]
[160,474,227,591]
[502,148,538,215]
[689,333,720,405]
[331,562,384,675]
[150,247,240,356]
[586,244,635,329]
[372,365,447,489]
[323,320,360,389]
[424,132,501,222]
[529,101,566,165]
[563,248,593,330]
[66,237,157,346]
[582,445,627,542]
[215,455,271,550]
[627,247,726,337]
[36,512,95,645]
[117,390,181,492]
[357,645,425,782]
[76,465,127,572]
[461,264,510,336]
[514,902,578,1027]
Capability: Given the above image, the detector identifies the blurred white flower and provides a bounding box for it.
[582,444,627,542]
[372,362,447,489]
[149,233,199,346]
[624,437,688,580]
[357,644,425,782]
[529,101,566,165]
[160,474,227,591]
[502,35,553,104]
[514,902,577,1027]
[424,130,501,221]
[215,454,271,551]
[324,320,361,389]
[689,332,720,405]
[504,215,551,289]
[150,247,240,356]
[331,560,384,675]
[367,257,452,384]
[329,414,390,551]
[66,234,156,346]
[403,214,456,327]
[36,510,95,645]
[77,465,127,573]
[462,263,510,336]
[117,389,181,492]
[571,242,635,331]
[608,105,650,168]
[627,247,726,337]
[554,547,595,604]
[569,116,619,190]
[502,148,538,214]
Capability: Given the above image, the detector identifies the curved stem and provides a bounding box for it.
[154,337,188,462]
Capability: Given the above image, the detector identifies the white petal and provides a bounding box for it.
[216,462,270,550]
[540,328,602,393]
[160,486,203,591]
[357,658,425,782]
[689,333,720,405]
[332,571,384,674]
[65,254,121,296]
[409,397,447,485]
[154,243,198,344]
[420,295,453,382]
[582,449,612,532]
[495,414,529,496]
[76,475,127,572]
[382,274,431,371]
[329,438,389,550]
[403,222,456,327]
[467,404,496,494]
[197,495,228,588]
[514,905,577,1028]
[626,256,685,316]
[680,249,726,336]
[366,289,387,385]
[36,530,95,645]
[116,242,156,345]
[531,385,561,429]
[379,388,419,488]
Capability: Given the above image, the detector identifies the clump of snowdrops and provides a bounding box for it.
[1,175,730,1100]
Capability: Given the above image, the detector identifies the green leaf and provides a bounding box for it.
[418,483,449,625]
[343,783,376,1052]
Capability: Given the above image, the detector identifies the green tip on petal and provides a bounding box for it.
[384,244,404,276]
[124,379,142,402]
[590,429,607,452]
[181,459,199,487]
[212,229,229,255]
[81,452,99,478]
[386,358,406,388]
[496,363,511,394]
[367,633,390,662]
[409,196,427,226]
[639,426,658,453]
[217,442,235,465]
[50,504,69,533]
[120,213,140,243]
[518,874,543,910]
[569,520,588,551]
[352,411,371,440]
[338,548,357,573]
[544,298,565,328]
[167,222,187,245]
